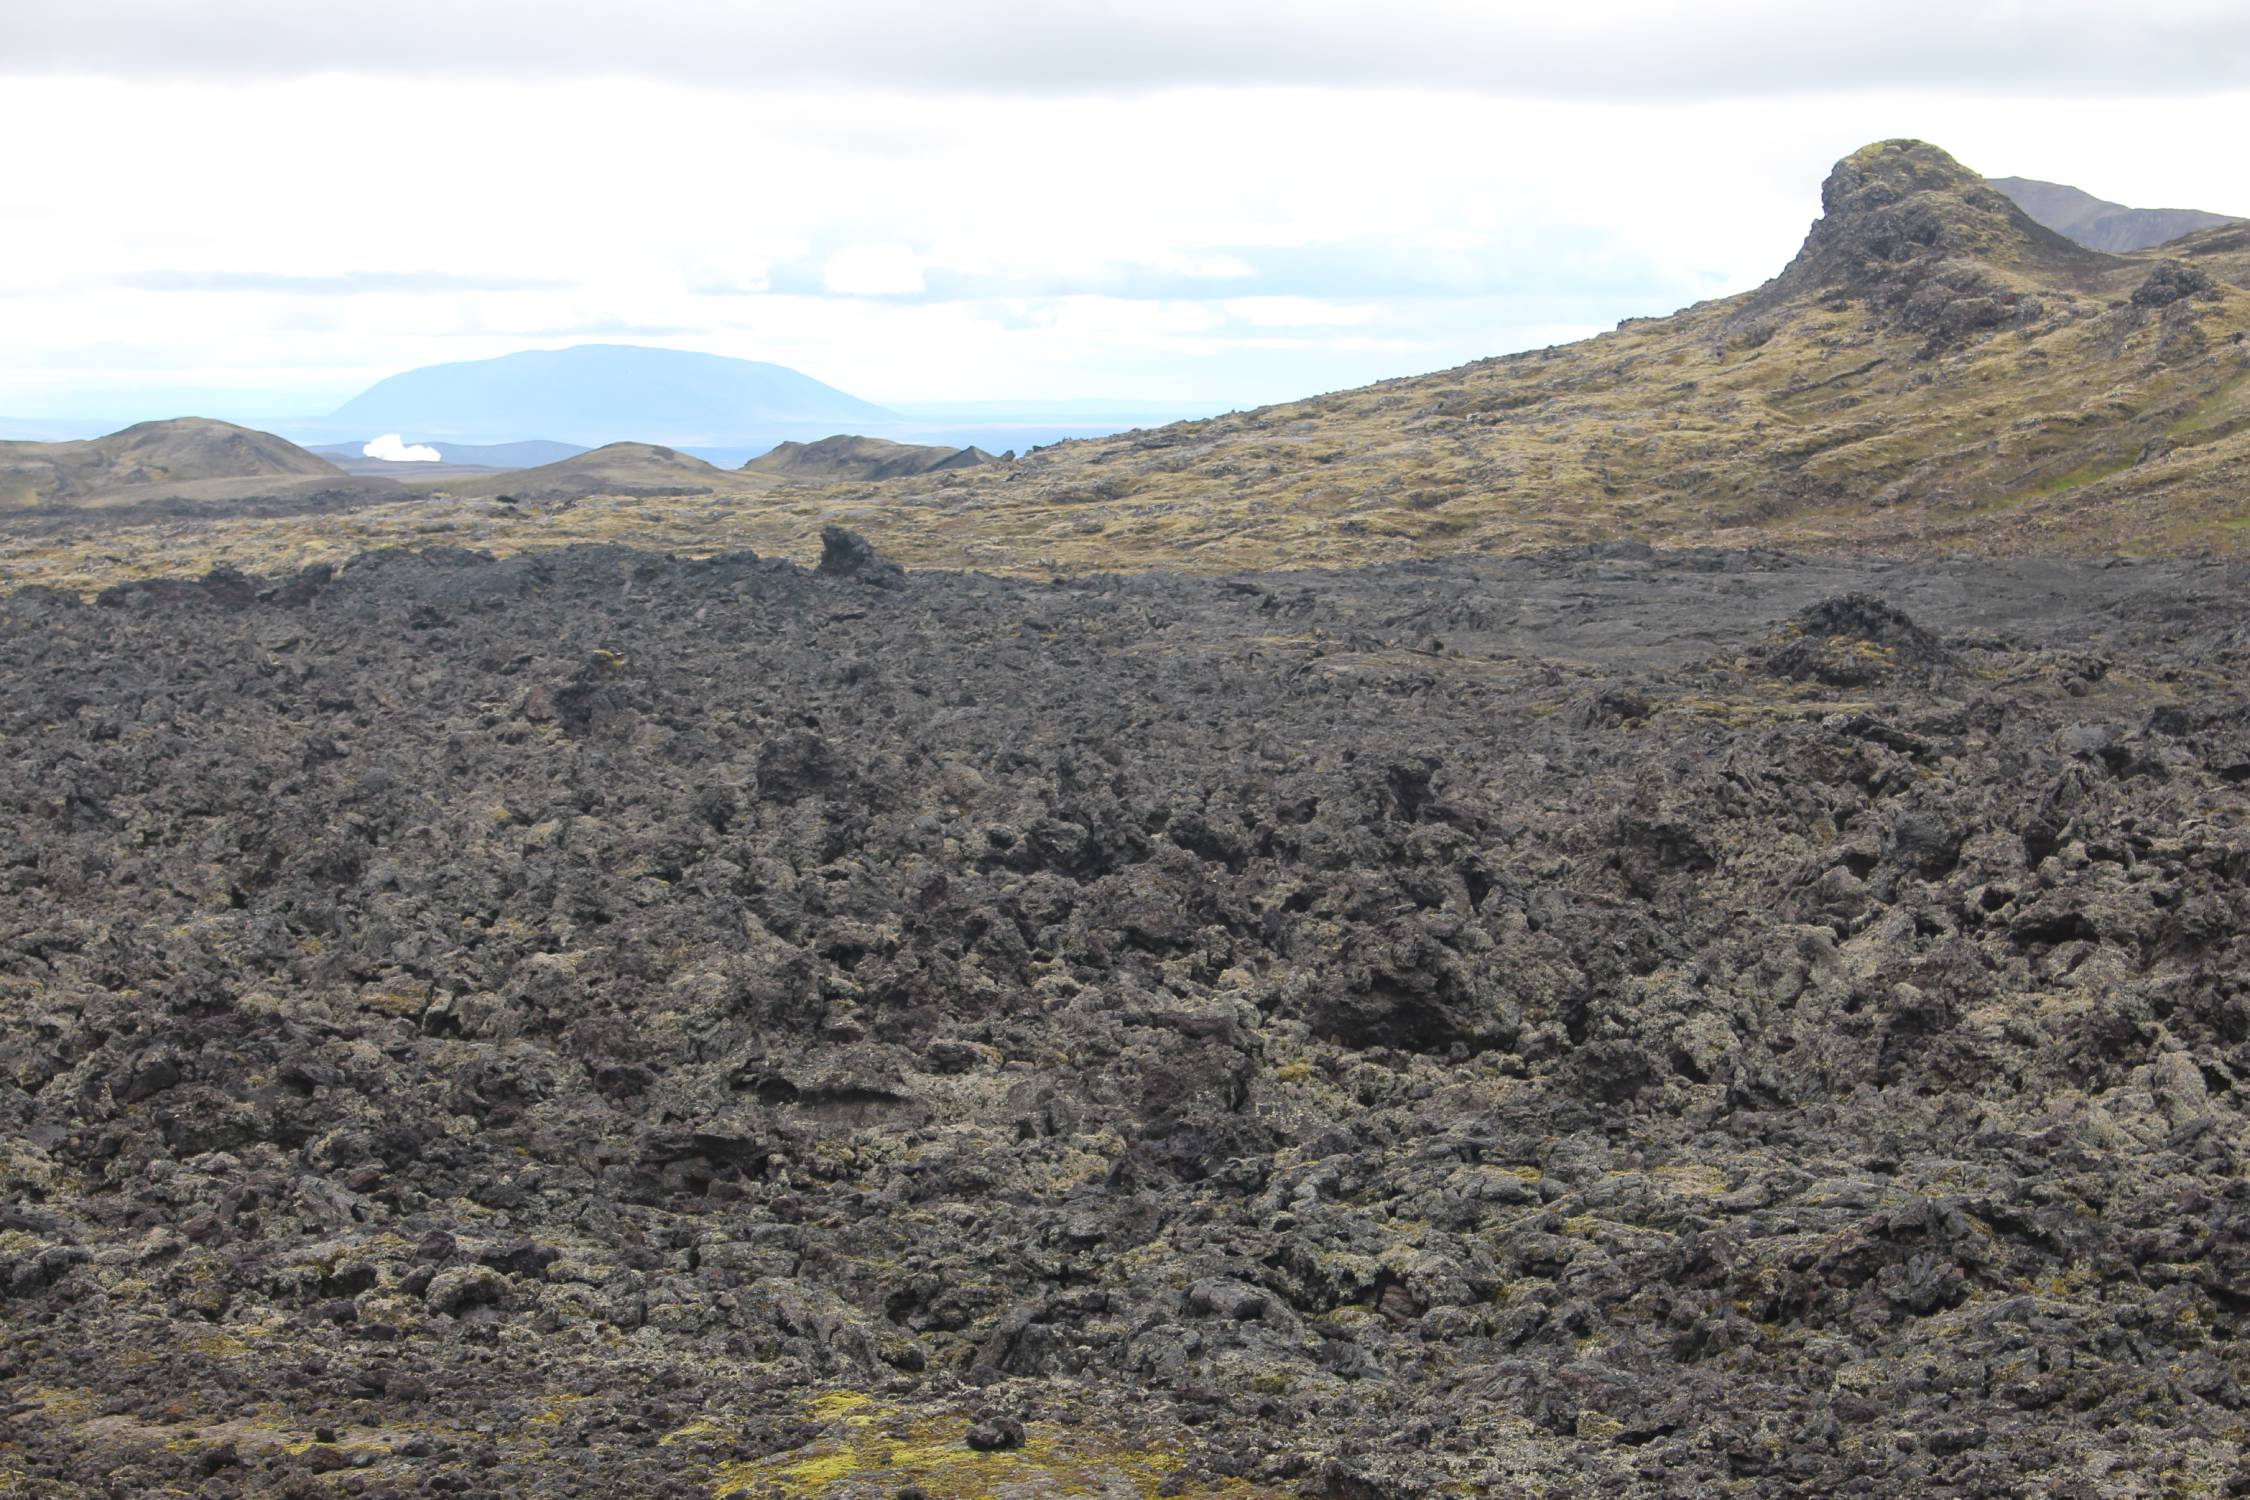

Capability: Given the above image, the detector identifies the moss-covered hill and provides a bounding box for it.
[4,141,2246,593]
[846,139,2250,571]
[0,419,347,510]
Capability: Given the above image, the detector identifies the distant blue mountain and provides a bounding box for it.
[322,344,902,446]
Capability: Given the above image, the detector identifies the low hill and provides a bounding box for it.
[324,344,902,447]
[432,441,771,501]
[1991,175,2242,253]
[743,434,999,482]
[0,418,348,509]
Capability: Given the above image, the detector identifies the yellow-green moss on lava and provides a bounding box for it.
[708,1389,1274,1498]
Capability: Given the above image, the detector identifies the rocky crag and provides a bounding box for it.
[3,534,2247,1496]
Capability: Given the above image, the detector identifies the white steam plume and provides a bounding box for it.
[362,433,442,462]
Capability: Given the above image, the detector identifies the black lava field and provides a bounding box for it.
[3,536,2247,1498]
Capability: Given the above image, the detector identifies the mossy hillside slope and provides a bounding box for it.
[715,142,2232,575]
[4,140,2247,590]
[791,140,2250,570]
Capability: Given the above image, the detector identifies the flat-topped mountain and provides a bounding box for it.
[743,433,999,482]
[324,344,902,447]
[1992,175,2243,253]
[0,417,345,508]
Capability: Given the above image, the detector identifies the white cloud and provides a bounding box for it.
[363,432,442,461]
[1155,253,1259,281]
[823,245,926,296]
[1224,297,1380,328]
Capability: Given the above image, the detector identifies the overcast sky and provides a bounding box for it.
[3,0,2246,420]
